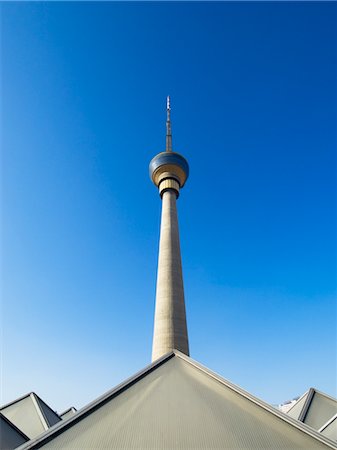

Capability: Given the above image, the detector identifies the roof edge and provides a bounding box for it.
[286,387,337,417]
[60,407,77,417]
[312,388,337,404]
[0,412,30,441]
[32,393,61,427]
[16,351,337,450]
[0,392,33,410]
[18,351,175,450]
[173,351,337,449]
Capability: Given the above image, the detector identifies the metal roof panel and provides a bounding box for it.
[0,413,29,450]
[18,352,337,449]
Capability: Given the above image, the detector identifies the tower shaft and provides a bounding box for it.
[152,189,189,361]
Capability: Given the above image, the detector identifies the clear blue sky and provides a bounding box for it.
[1,2,336,413]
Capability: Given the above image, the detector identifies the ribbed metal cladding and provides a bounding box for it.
[29,357,335,450]
[152,189,189,361]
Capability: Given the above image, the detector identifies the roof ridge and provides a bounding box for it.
[298,388,315,423]
[173,351,337,448]
[33,393,61,425]
[18,352,175,449]
[17,352,337,450]
[30,393,49,431]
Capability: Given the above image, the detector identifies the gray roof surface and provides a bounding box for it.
[60,408,77,421]
[320,415,337,442]
[0,413,29,450]
[0,393,61,439]
[287,388,337,434]
[18,351,337,449]
[287,393,309,419]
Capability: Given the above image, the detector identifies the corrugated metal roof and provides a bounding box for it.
[0,393,61,439]
[17,351,337,449]
[287,388,337,437]
[0,413,29,450]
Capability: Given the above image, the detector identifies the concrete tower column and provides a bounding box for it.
[152,188,189,360]
[149,97,190,362]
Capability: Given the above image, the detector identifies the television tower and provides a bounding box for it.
[149,97,189,361]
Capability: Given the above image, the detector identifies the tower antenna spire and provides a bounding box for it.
[166,95,172,152]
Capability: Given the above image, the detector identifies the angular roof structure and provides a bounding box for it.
[59,408,77,421]
[18,351,337,449]
[319,414,337,442]
[0,413,28,450]
[0,393,61,440]
[287,388,337,441]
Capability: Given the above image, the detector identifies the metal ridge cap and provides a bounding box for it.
[18,351,176,450]
[173,351,337,449]
[30,393,49,432]
[298,387,315,423]
[33,393,62,424]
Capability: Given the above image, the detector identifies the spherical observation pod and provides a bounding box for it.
[149,151,189,188]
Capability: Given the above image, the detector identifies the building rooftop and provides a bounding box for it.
[0,393,61,440]
[17,351,337,450]
[59,407,77,421]
[0,412,29,450]
[287,388,337,441]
